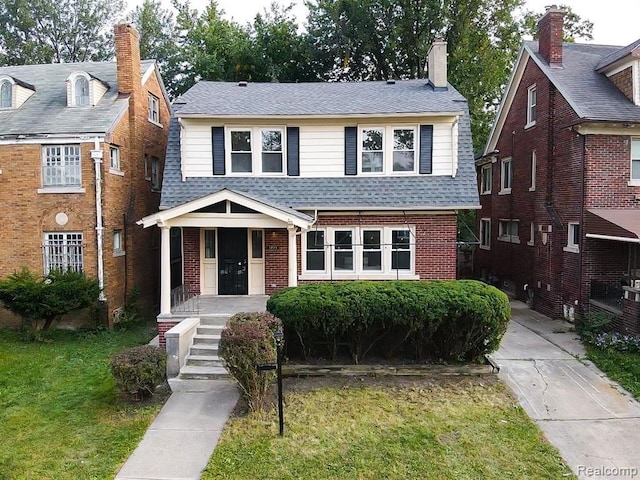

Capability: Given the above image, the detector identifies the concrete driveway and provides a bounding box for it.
[490,301,640,480]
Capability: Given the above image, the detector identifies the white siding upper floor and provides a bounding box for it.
[179,116,459,179]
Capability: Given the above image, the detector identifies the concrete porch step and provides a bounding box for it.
[189,343,219,356]
[179,365,230,380]
[186,354,226,368]
[199,315,231,327]
[193,334,221,345]
[196,325,224,336]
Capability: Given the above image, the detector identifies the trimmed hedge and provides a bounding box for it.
[110,345,166,399]
[266,280,510,363]
[219,312,282,412]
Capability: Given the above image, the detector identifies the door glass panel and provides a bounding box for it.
[204,230,215,259]
[251,230,263,259]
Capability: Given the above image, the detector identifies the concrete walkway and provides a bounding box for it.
[115,379,239,480]
[491,301,640,480]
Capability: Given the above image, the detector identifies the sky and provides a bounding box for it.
[127,0,639,47]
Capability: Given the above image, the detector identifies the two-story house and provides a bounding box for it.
[476,6,640,333]
[139,42,479,347]
[0,23,170,327]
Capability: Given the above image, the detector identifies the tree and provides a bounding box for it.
[521,4,594,42]
[0,0,124,65]
[0,268,101,331]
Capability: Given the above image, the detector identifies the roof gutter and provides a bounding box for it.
[175,112,465,120]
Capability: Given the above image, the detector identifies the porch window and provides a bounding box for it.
[42,145,81,187]
[480,164,492,194]
[480,218,491,249]
[565,222,580,253]
[362,230,382,270]
[231,130,253,173]
[43,232,83,274]
[261,130,283,173]
[361,128,384,173]
[631,138,640,182]
[334,230,354,271]
[306,230,326,271]
[204,230,216,258]
[392,128,415,172]
[391,229,411,270]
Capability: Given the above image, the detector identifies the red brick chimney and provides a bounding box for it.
[538,5,565,67]
[114,22,141,95]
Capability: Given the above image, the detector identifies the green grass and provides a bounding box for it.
[0,326,165,480]
[203,379,575,480]
[586,346,640,400]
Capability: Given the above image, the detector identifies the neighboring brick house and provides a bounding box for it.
[139,42,479,346]
[476,6,640,333]
[0,23,170,327]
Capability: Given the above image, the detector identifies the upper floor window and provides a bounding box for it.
[498,220,519,244]
[359,126,417,174]
[631,138,640,183]
[530,151,537,191]
[42,145,81,187]
[480,218,491,249]
[480,164,492,194]
[113,229,124,255]
[43,232,83,274]
[500,157,512,194]
[228,127,285,174]
[528,222,535,246]
[150,156,160,190]
[526,85,537,127]
[148,94,160,124]
[74,77,89,107]
[565,222,580,253]
[110,146,120,171]
[0,80,12,108]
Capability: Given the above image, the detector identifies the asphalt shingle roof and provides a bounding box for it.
[0,60,155,136]
[173,79,468,116]
[525,40,640,123]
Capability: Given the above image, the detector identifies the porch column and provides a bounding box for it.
[288,225,298,287]
[160,225,172,316]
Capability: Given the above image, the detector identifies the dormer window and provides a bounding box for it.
[0,80,12,108]
[74,76,89,106]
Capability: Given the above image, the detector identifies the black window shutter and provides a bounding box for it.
[419,125,433,174]
[287,127,300,176]
[212,127,225,175]
[344,126,357,175]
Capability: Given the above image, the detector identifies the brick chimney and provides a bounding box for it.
[426,39,448,89]
[538,5,565,67]
[114,22,141,95]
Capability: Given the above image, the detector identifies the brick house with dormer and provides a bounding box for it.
[476,6,640,333]
[0,23,170,327]
[138,41,480,348]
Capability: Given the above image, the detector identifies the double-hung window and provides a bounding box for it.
[0,80,12,108]
[631,138,640,184]
[500,158,512,194]
[43,232,84,273]
[480,219,491,249]
[391,229,412,270]
[526,85,537,127]
[361,128,384,173]
[228,128,284,174]
[362,230,382,271]
[498,220,519,243]
[230,130,253,173]
[306,230,326,271]
[148,94,160,124]
[261,129,283,173]
[42,145,81,187]
[565,223,580,253]
[392,128,415,172]
[110,146,120,171]
[334,230,355,271]
[480,164,492,194]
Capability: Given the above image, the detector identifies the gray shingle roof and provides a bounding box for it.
[173,79,468,116]
[525,40,640,123]
[0,60,155,136]
[596,38,640,71]
[160,104,479,211]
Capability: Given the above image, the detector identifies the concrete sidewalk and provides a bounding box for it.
[490,301,640,480]
[115,379,239,480]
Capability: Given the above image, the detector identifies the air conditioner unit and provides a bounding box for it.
[633,280,640,289]
[537,225,552,233]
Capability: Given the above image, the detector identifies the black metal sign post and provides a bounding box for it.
[256,329,285,436]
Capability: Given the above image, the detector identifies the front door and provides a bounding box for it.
[218,228,248,295]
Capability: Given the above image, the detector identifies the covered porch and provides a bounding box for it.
[139,188,314,320]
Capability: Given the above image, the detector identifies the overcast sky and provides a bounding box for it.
[127,0,639,47]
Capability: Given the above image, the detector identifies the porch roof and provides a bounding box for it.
[138,188,315,229]
[586,209,640,243]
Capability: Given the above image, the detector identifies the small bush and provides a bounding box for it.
[576,311,613,339]
[267,280,510,363]
[110,345,166,399]
[219,312,282,413]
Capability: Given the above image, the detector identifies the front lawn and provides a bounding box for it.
[0,326,166,479]
[204,377,575,479]
[586,346,640,400]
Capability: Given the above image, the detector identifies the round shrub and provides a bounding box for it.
[267,280,510,363]
[110,345,166,399]
[219,312,282,412]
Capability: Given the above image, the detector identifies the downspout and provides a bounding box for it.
[578,132,586,312]
[91,137,106,301]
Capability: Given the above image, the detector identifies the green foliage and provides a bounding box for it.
[0,268,101,331]
[110,345,166,399]
[0,0,124,65]
[575,311,613,339]
[219,312,282,412]
[267,280,510,363]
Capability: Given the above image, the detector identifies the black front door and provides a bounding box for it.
[218,228,248,295]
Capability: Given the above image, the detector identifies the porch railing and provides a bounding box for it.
[171,284,200,313]
[589,280,624,311]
